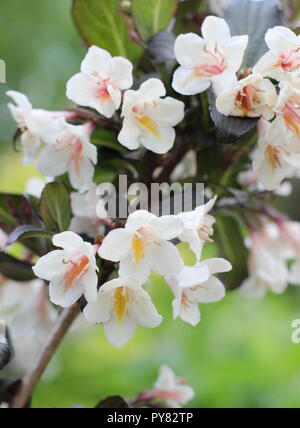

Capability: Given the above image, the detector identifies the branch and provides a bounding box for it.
[11,303,81,409]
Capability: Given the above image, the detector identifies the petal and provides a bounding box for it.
[265,26,299,54]
[176,264,210,289]
[21,131,40,165]
[33,250,65,281]
[253,51,278,78]
[98,229,132,262]
[202,16,231,44]
[174,33,206,68]
[216,88,237,116]
[37,145,70,178]
[107,85,122,111]
[149,241,184,277]
[118,116,141,150]
[172,66,211,96]
[153,215,183,240]
[224,35,249,71]
[83,291,112,324]
[191,276,226,303]
[82,268,98,304]
[139,78,166,102]
[212,69,238,96]
[155,97,185,127]
[53,231,84,250]
[68,157,95,192]
[239,277,267,299]
[81,46,112,76]
[49,276,84,308]
[6,90,32,110]
[130,293,162,328]
[103,316,136,348]
[177,297,201,326]
[66,73,99,109]
[111,57,133,90]
[119,256,152,283]
[204,258,232,275]
[140,125,176,154]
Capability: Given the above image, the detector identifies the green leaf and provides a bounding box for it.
[0,193,40,234]
[224,0,284,67]
[72,0,142,61]
[6,225,53,247]
[208,90,258,144]
[132,0,179,42]
[92,129,127,153]
[174,0,208,34]
[0,253,36,282]
[215,213,248,290]
[39,182,71,233]
[95,396,129,408]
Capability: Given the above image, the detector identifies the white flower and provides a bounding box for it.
[99,210,184,283]
[118,79,185,154]
[83,277,162,348]
[177,197,217,261]
[7,91,48,165]
[253,26,300,83]
[252,119,296,191]
[36,119,97,192]
[216,74,277,119]
[240,227,289,299]
[33,232,98,308]
[172,16,248,96]
[166,258,231,326]
[151,365,195,408]
[269,83,300,146]
[70,184,108,238]
[66,46,133,118]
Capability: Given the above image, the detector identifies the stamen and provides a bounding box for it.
[63,254,89,290]
[113,287,129,324]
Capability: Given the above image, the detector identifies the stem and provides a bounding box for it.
[11,303,81,409]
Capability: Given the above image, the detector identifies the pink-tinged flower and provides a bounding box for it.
[216,74,278,119]
[166,258,231,326]
[140,365,195,408]
[99,210,184,283]
[172,16,248,95]
[118,79,185,154]
[240,226,289,299]
[276,221,300,286]
[252,119,298,191]
[33,232,98,308]
[177,197,217,261]
[83,277,162,348]
[36,119,97,192]
[66,46,133,118]
[70,184,109,239]
[269,83,300,146]
[253,26,300,83]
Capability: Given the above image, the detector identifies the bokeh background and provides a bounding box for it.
[1,0,300,409]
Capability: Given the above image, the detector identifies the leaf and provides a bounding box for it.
[0,253,36,282]
[39,182,71,233]
[147,31,176,64]
[208,90,258,144]
[214,213,248,290]
[0,321,11,371]
[91,129,127,153]
[0,193,40,234]
[174,0,208,34]
[95,396,129,408]
[6,225,53,247]
[224,0,284,67]
[132,0,179,42]
[72,0,142,61]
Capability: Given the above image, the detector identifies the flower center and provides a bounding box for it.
[193,44,226,78]
[235,84,261,115]
[113,287,129,324]
[198,216,214,243]
[131,226,159,264]
[279,48,300,72]
[132,105,160,137]
[283,98,300,137]
[96,79,112,104]
[63,252,90,290]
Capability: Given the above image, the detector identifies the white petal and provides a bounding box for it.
[53,231,84,250]
[153,215,183,240]
[33,250,65,281]
[239,277,267,299]
[172,66,211,96]
[191,276,226,303]
[156,97,185,126]
[202,16,231,44]
[177,297,201,326]
[107,85,122,111]
[21,131,40,165]
[37,145,70,178]
[130,293,162,328]
[265,26,299,54]
[204,258,232,275]
[176,264,210,289]
[83,291,112,324]
[139,78,166,102]
[99,229,132,262]
[111,57,133,90]
[174,33,206,68]
[82,268,98,304]
[68,156,95,192]
[225,35,249,71]
[49,276,84,308]
[103,316,136,348]
[6,90,32,111]
[253,51,278,78]
[118,116,141,150]
[81,46,112,76]
[140,125,176,154]
[66,73,99,109]
[149,241,184,277]
[119,256,152,283]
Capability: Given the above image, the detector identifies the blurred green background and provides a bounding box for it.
[1,0,300,409]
